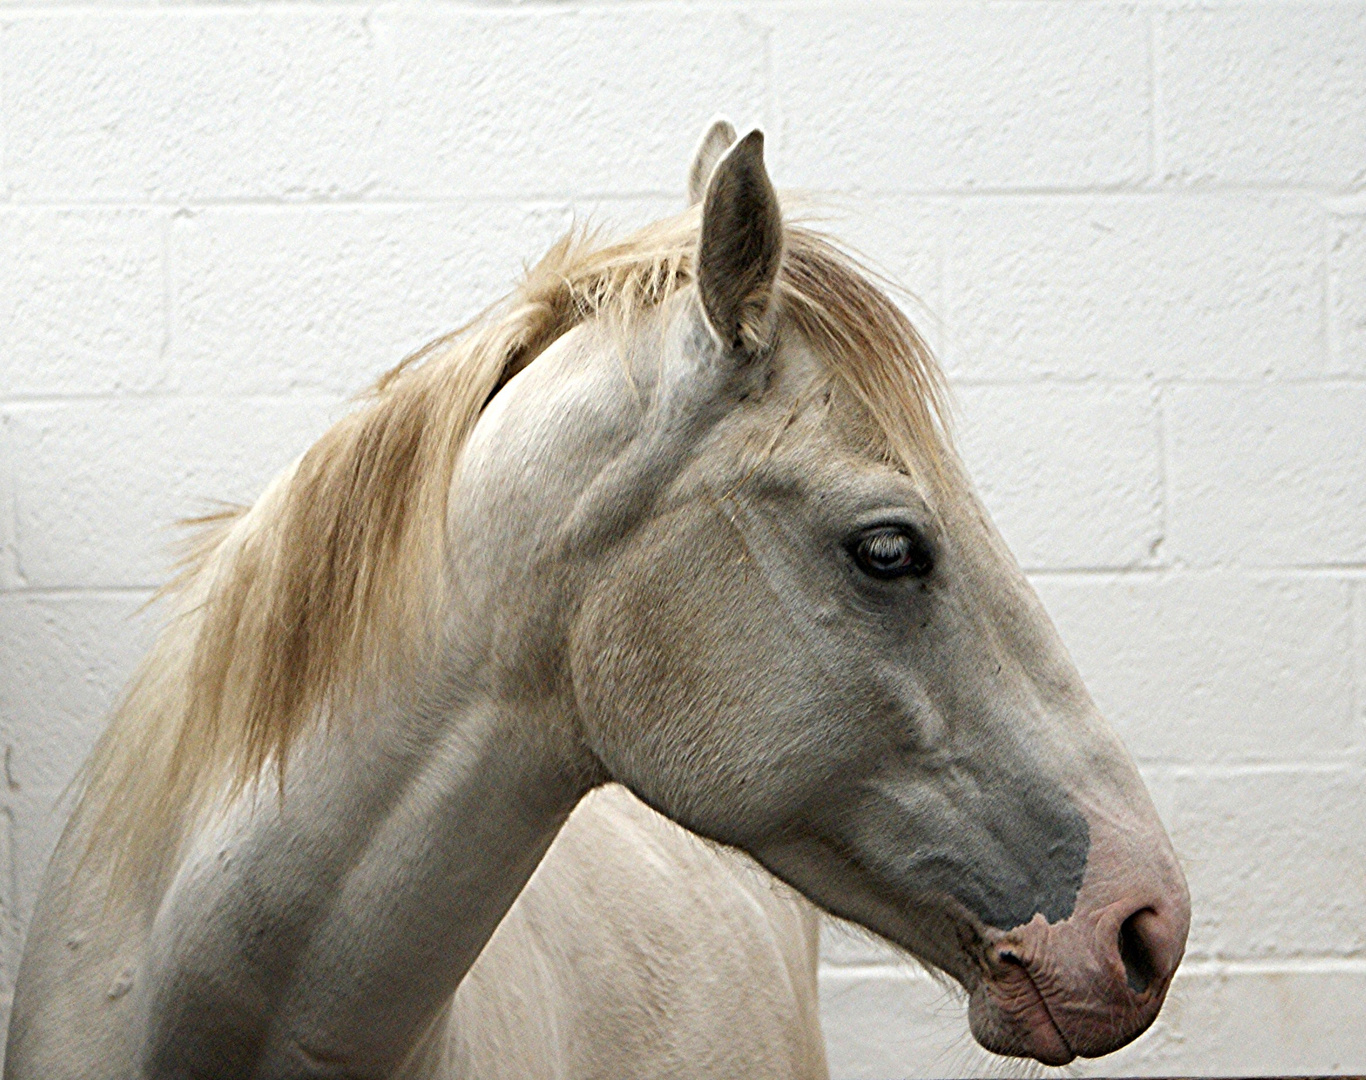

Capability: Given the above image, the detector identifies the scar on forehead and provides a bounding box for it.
[719,379,836,505]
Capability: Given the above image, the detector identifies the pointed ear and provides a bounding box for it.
[697,130,784,354]
[686,118,738,206]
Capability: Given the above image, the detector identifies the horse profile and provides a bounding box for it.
[6,122,1189,1079]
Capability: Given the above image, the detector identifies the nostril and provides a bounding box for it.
[1118,910,1159,995]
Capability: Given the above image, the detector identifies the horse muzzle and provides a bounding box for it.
[967,889,1190,1064]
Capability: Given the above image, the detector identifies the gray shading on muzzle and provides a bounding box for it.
[848,763,1091,930]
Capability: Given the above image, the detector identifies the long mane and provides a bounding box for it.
[79,207,952,893]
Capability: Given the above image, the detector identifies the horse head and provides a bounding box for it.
[456,124,1190,1065]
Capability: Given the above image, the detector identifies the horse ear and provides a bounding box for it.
[697,129,783,354]
[687,118,738,206]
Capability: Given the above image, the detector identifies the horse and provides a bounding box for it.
[5,121,1190,1079]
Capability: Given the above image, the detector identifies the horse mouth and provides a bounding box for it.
[968,954,1076,1066]
[956,901,1182,1065]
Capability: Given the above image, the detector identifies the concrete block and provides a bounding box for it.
[771,3,1149,192]
[946,196,1324,381]
[820,961,1366,1078]
[1146,767,1366,961]
[1166,384,1366,567]
[0,593,153,793]
[0,209,168,397]
[377,7,766,198]
[1033,572,1356,765]
[819,965,974,1080]
[8,395,345,589]
[821,915,912,970]
[171,205,574,395]
[955,383,1161,570]
[5,12,383,200]
[1330,211,1366,374]
[1160,5,1366,188]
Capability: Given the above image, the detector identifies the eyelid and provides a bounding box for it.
[849,507,930,534]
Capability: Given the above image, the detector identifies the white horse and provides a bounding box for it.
[6,123,1189,1079]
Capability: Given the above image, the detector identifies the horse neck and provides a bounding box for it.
[140,636,590,1076]
[142,315,671,1075]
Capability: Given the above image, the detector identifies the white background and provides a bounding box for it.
[1,2,1364,1076]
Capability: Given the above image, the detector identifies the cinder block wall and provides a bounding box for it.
[1,4,1362,1076]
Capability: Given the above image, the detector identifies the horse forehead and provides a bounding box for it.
[705,340,882,460]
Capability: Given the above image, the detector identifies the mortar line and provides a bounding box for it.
[160,206,174,391]
[1154,380,1169,567]
[1325,200,1344,378]
[1148,2,1166,188]
[1141,760,1357,780]
[0,184,1351,211]
[0,14,11,205]
[0,584,155,596]
[0,388,350,406]
[1028,564,1366,580]
[759,4,775,153]
[1353,583,1364,750]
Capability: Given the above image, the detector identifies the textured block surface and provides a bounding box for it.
[0,209,169,396]
[6,12,385,201]
[379,7,768,198]
[1166,384,1366,567]
[946,196,1325,381]
[957,383,1162,569]
[7,396,344,588]
[1160,5,1366,188]
[1331,210,1366,373]
[771,3,1150,191]
[1035,572,1357,765]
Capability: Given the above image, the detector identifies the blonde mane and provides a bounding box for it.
[80,207,952,892]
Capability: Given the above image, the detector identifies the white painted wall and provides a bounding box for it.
[1,2,1362,1076]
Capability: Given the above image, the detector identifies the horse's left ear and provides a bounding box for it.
[687,118,737,206]
[697,130,784,355]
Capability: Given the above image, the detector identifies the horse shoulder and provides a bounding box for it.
[446,784,827,1080]
[5,818,148,1079]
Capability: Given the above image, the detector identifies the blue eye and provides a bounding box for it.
[850,526,934,580]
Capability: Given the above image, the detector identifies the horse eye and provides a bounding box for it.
[850,526,934,580]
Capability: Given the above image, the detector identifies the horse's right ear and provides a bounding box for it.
[687,119,737,206]
[697,130,783,355]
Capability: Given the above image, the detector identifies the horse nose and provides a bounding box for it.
[1113,902,1184,1000]
[1056,880,1189,1056]
[1118,908,1159,992]
[1118,908,1162,994]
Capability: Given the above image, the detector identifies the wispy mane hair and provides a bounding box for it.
[79,206,952,895]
